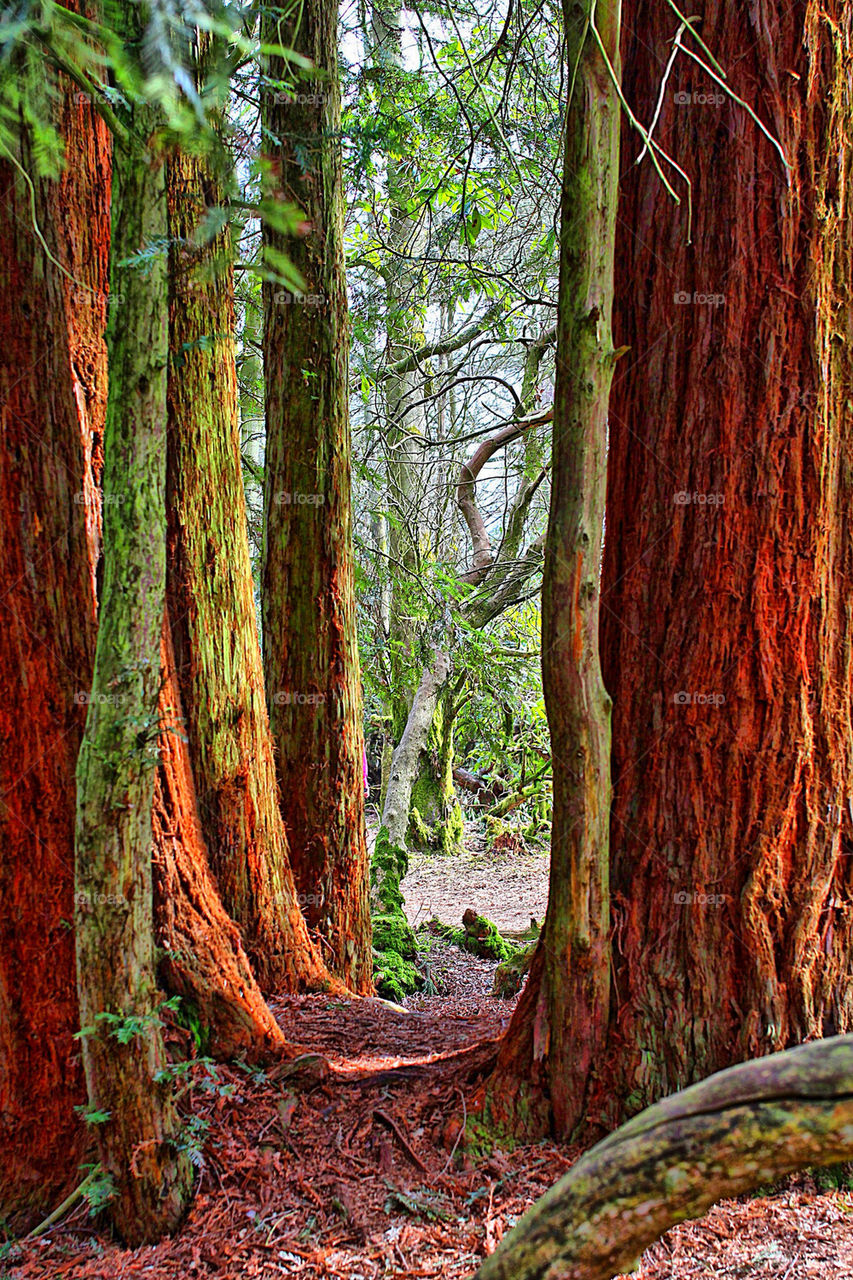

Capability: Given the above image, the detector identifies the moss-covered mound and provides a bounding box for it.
[425,910,515,962]
[372,913,418,959]
[372,949,423,1003]
[492,939,536,997]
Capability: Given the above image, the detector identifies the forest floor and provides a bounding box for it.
[399,819,550,933]
[8,836,853,1280]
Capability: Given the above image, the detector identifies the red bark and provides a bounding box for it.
[166,147,334,995]
[0,85,110,1224]
[598,0,853,1117]
[153,613,299,1063]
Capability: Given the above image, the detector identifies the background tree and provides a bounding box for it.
[344,0,562,858]
[261,1,372,992]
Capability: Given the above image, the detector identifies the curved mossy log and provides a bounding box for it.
[474,1036,853,1280]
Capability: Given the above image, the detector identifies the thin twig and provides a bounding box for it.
[374,1108,429,1173]
[678,43,791,180]
[587,5,694,238]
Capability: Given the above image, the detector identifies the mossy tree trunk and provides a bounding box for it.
[476,1037,853,1280]
[0,52,110,1230]
[476,0,620,1141]
[598,0,853,1117]
[166,124,331,994]
[408,684,464,856]
[74,3,193,1240]
[378,650,450,855]
[260,1,372,991]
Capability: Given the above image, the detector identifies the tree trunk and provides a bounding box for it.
[381,649,451,850]
[261,2,372,991]
[475,0,620,1141]
[408,685,464,857]
[74,5,193,1237]
[153,610,298,1064]
[166,144,332,994]
[370,0,429,743]
[598,0,853,1118]
[373,648,450,910]
[0,63,109,1230]
[475,1036,853,1280]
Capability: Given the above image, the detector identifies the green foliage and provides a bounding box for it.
[78,1164,118,1216]
[73,1104,112,1126]
[172,996,211,1057]
[384,1183,451,1221]
[176,1114,210,1170]
[811,1163,853,1193]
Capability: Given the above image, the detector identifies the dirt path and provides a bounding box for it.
[9,827,849,1280]
[399,821,549,934]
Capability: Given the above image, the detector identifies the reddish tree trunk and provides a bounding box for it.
[166,146,334,994]
[0,82,110,1226]
[153,612,300,1063]
[598,0,853,1119]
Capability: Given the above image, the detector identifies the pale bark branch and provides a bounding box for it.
[457,409,553,585]
[382,303,505,379]
[379,647,451,851]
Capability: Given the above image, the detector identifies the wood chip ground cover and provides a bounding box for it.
[8,847,850,1280]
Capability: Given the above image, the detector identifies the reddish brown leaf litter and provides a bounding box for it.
[7,956,853,1280]
[626,1183,853,1278]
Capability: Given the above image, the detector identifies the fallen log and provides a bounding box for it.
[473,1035,853,1280]
[452,766,507,806]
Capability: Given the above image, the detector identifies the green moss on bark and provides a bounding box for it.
[406,687,464,856]
[371,825,409,915]
[373,950,423,1003]
[373,914,417,959]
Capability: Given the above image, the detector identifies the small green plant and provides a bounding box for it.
[75,995,182,1045]
[384,1182,451,1221]
[173,996,210,1055]
[812,1162,853,1192]
[73,1104,111,1126]
[177,1114,210,1170]
[155,1055,236,1104]
[79,1164,117,1216]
